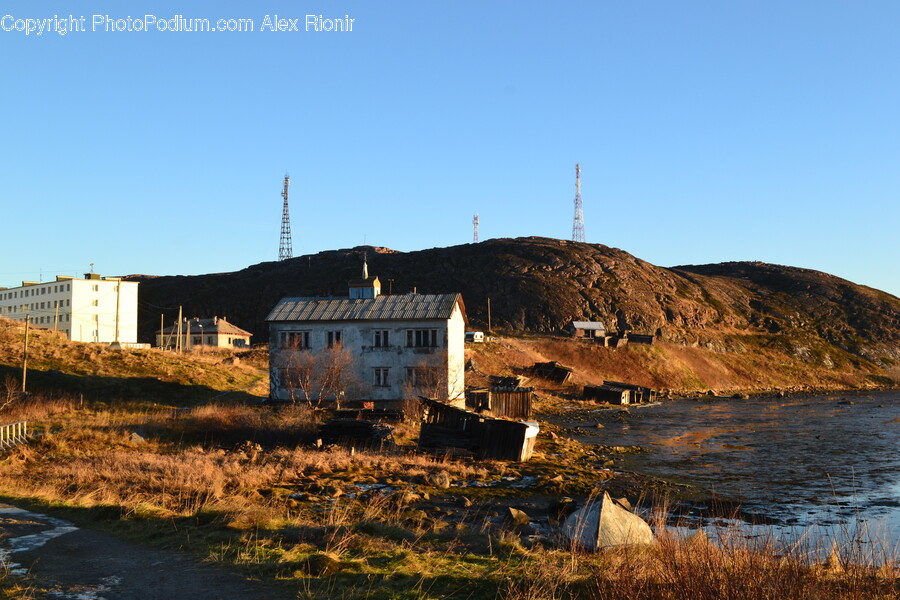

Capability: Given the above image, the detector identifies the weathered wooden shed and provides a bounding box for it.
[584,384,631,405]
[569,321,607,339]
[418,398,538,461]
[531,361,574,384]
[603,380,656,404]
[468,386,534,419]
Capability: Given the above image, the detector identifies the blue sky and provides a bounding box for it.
[2,1,899,296]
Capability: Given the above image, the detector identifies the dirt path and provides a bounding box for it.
[0,505,295,600]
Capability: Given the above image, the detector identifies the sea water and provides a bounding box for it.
[559,392,900,559]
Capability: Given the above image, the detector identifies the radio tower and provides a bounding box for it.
[472,213,479,243]
[279,174,293,261]
[572,163,586,242]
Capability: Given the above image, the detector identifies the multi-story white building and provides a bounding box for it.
[0,273,139,344]
[266,262,467,406]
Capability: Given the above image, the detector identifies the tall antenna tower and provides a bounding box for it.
[279,174,293,261]
[472,213,479,243]
[572,163,586,242]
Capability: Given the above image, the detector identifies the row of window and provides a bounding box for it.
[185,336,238,345]
[8,314,72,324]
[0,283,72,301]
[279,328,440,350]
[373,367,439,388]
[2,299,72,314]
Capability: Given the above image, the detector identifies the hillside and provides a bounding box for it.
[127,237,900,377]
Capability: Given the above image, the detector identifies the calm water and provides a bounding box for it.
[557,392,900,550]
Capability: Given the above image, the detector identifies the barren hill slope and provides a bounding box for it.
[128,237,900,368]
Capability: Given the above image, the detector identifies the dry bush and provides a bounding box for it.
[0,384,75,422]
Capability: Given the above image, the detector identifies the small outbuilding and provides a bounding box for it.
[156,316,252,350]
[583,384,631,405]
[569,321,606,339]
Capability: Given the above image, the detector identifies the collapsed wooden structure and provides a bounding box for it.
[318,418,395,449]
[418,397,538,461]
[530,361,574,383]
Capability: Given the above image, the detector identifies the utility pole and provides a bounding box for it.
[22,316,30,393]
[186,319,191,351]
[176,306,183,353]
[160,314,164,349]
[487,298,492,333]
[53,302,59,331]
[114,280,121,343]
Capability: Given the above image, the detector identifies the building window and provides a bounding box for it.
[92,285,99,292]
[326,330,342,348]
[281,331,310,349]
[374,367,390,387]
[193,336,202,345]
[407,329,438,348]
[92,299,99,307]
[40,302,45,310]
[374,330,389,347]
[406,366,439,388]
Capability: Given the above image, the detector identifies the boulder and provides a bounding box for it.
[428,470,452,489]
[562,492,653,551]
[506,507,530,526]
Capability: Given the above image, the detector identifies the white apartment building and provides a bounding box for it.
[0,273,139,344]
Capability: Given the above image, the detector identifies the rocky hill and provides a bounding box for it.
[127,237,900,370]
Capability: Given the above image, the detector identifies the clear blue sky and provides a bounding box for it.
[2,1,899,296]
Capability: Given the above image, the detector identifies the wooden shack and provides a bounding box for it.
[584,384,631,405]
[531,361,574,384]
[418,398,538,461]
[569,321,606,339]
[468,386,533,419]
[603,380,656,404]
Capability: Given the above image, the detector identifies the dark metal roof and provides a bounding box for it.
[266,293,465,323]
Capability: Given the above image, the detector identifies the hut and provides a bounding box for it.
[418,398,538,461]
[569,321,606,340]
[584,384,631,405]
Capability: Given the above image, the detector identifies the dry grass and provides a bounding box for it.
[0,393,896,599]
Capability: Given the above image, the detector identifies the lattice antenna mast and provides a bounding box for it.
[279,174,293,261]
[472,214,479,243]
[572,163,586,242]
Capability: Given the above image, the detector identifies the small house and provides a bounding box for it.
[156,316,252,349]
[584,384,631,405]
[569,321,606,340]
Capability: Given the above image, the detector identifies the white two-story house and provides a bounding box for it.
[266,263,467,407]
